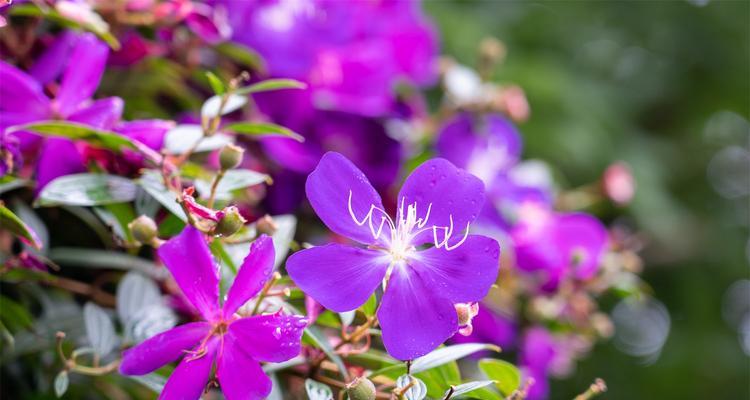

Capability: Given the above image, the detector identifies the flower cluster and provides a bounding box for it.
[0,1,648,399]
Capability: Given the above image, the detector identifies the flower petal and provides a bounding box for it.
[0,62,50,116]
[398,158,485,245]
[158,226,220,320]
[410,235,500,303]
[217,332,272,400]
[119,322,211,375]
[305,151,386,245]
[35,138,86,192]
[55,33,108,117]
[159,337,218,400]
[115,119,173,151]
[378,266,458,360]
[287,244,389,312]
[29,30,80,85]
[228,313,307,363]
[552,213,608,279]
[67,97,124,129]
[222,235,275,317]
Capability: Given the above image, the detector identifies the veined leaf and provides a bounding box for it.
[194,169,270,200]
[83,302,117,356]
[163,124,233,155]
[137,171,187,221]
[9,121,134,152]
[304,379,333,400]
[37,174,137,207]
[411,343,501,374]
[224,121,305,142]
[201,94,248,118]
[478,359,521,396]
[235,78,307,95]
[0,205,42,249]
[396,375,427,400]
[444,380,497,399]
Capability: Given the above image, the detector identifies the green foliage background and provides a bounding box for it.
[425,1,749,398]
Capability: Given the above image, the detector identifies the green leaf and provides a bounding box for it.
[37,174,138,207]
[412,343,500,374]
[359,292,378,317]
[0,205,41,249]
[54,370,69,398]
[444,380,497,399]
[0,177,31,195]
[224,121,305,142]
[9,121,135,152]
[163,124,233,155]
[195,169,270,200]
[0,295,34,332]
[235,78,307,95]
[137,171,187,221]
[305,379,334,400]
[9,4,120,50]
[83,302,117,356]
[48,247,165,280]
[214,42,265,71]
[478,359,521,397]
[205,71,225,95]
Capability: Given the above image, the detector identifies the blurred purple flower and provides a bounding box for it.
[218,0,437,115]
[120,226,306,400]
[0,32,121,189]
[451,305,517,350]
[287,152,500,360]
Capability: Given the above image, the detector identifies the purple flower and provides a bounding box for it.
[120,226,307,400]
[0,32,122,190]
[286,152,500,360]
[451,305,517,350]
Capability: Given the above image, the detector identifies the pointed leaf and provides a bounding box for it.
[235,78,307,95]
[478,359,520,396]
[83,302,117,356]
[9,121,135,152]
[224,121,304,142]
[37,174,137,207]
[411,343,500,374]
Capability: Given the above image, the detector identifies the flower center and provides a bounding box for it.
[347,190,471,261]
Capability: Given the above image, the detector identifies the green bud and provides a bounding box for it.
[128,215,158,245]
[215,206,246,237]
[219,144,244,170]
[346,377,376,400]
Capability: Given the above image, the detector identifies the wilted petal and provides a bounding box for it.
[217,333,272,400]
[305,152,386,245]
[158,226,220,320]
[160,337,218,400]
[120,321,211,375]
[287,244,388,312]
[552,213,608,279]
[55,33,108,117]
[378,266,458,360]
[228,313,306,363]
[222,235,275,316]
[410,235,499,303]
[68,97,124,129]
[29,30,80,85]
[0,62,50,116]
[35,138,85,191]
[398,158,485,245]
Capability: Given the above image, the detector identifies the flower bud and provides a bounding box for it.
[255,214,278,236]
[215,206,246,237]
[219,144,244,170]
[128,215,158,245]
[346,377,376,400]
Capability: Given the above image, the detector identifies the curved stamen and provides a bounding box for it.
[348,190,395,241]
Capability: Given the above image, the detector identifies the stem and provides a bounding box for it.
[573,378,607,400]
[207,169,226,209]
[43,276,116,307]
[251,272,281,315]
[72,360,120,376]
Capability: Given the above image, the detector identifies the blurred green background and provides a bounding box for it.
[425,1,749,398]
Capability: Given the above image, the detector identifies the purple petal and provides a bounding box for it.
[222,235,275,317]
[185,4,231,45]
[378,266,458,360]
[0,62,50,116]
[452,305,516,349]
[55,33,108,117]
[158,226,220,320]
[119,322,211,375]
[227,313,307,363]
[410,235,499,303]
[159,337,218,400]
[552,213,608,279]
[436,114,522,183]
[287,244,389,312]
[217,332,272,400]
[305,151,385,245]
[35,138,85,191]
[67,97,124,129]
[115,119,173,151]
[29,31,80,85]
[398,158,485,245]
